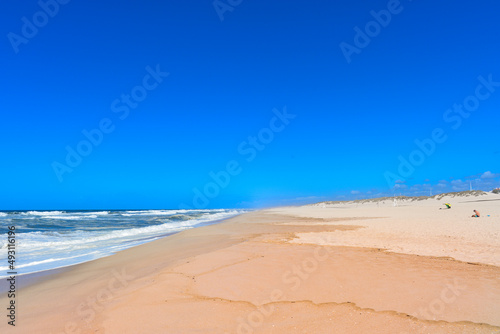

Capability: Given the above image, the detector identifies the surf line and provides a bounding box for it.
[6,225,17,326]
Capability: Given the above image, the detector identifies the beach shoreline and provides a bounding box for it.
[1,193,499,333]
[0,209,246,282]
[0,214,245,295]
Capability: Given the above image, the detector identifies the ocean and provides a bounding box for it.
[0,209,245,278]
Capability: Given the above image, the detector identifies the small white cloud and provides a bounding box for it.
[481,171,500,179]
[395,179,406,184]
[351,190,360,195]
[436,180,448,188]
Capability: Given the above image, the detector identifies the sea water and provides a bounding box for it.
[0,209,245,278]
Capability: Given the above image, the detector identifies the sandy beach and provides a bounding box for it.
[6,1,500,333]
[2,192,499,333]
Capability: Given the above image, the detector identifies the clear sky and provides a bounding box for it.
[1,0,499,210]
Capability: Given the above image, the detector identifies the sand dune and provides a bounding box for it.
[278,191,500,266]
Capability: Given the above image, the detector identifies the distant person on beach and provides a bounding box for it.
[472,210,480,217]
[440,203,451,210]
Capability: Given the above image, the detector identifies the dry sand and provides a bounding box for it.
[1,192,499,333]
[282,192,500,266]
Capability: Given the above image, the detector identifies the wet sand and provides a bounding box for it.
[1,194,499,333]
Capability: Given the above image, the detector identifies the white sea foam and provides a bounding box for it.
[0,253,102,274]
[14,253,100,270]
[121,209,188,216]
[25,211,65,216]
[42,215,92,220]
[82,211,110,215]
[19,211,102,220]
[18,213,239,249]
[120,209,227,216]
[0,209,246,278]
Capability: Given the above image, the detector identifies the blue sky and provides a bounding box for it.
[1,0,499,209]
